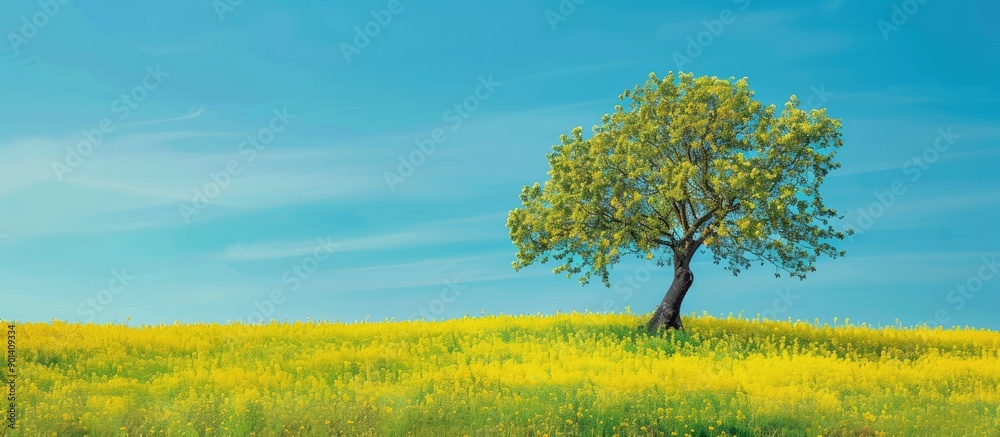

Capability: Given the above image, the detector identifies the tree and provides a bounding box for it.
[506,72,850,332]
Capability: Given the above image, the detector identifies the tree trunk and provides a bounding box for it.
[647,253,694,333]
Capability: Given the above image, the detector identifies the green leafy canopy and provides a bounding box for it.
[507,72,851,286]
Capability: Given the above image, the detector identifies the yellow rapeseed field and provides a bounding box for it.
[4,313,1000,436]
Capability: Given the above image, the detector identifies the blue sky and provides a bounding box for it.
[1,0,998,329]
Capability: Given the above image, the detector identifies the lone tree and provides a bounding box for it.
[507,72,850,332]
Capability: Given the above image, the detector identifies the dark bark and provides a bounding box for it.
[647,252,694,333]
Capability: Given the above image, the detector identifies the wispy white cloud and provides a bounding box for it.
[836,148,1000,178]
[133,42,203,56]
[507,60,646,84]
[220,213,507,261]
[66,176,192,201]
[654,8,858,59]
[127,107,204,126]
[221,239,340,261]
[303,252,545,294]
[0,130,384,241]
[879,189,1000,217]
[833,160,903,177]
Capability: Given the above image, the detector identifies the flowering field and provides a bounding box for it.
[4,313,1000,436]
